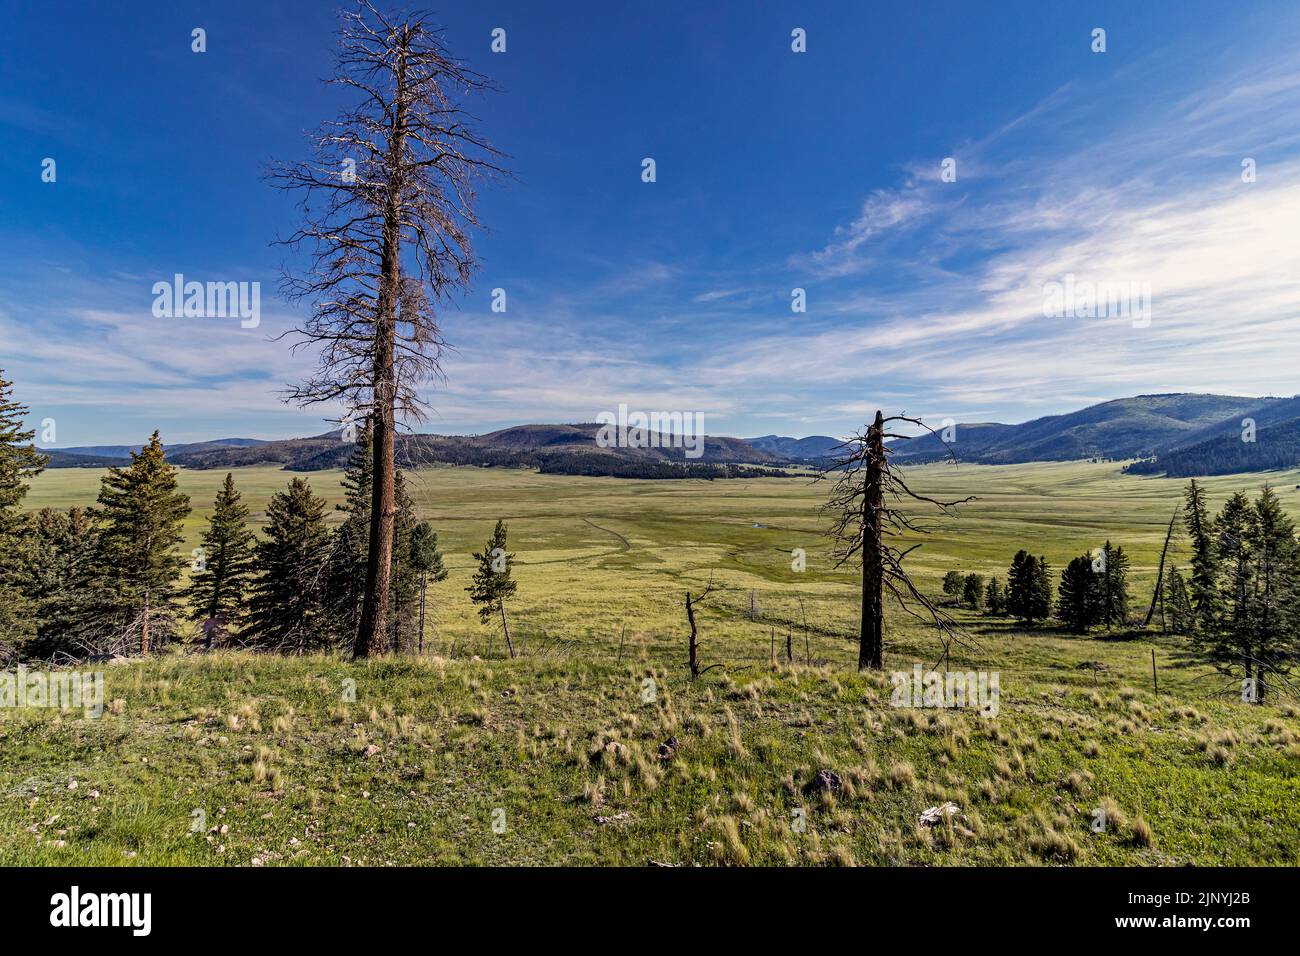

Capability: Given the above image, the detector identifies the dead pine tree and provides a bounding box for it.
[818,410,975,670]
[268,1,506,658]
[685,574,725,679]
[1143,502,1181,630]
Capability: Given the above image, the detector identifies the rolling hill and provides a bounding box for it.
[888,394,1292,470]
[57,423,795,479]
[744,434,842,460]
[41,438,268,468]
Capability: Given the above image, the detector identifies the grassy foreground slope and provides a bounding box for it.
[4,461,1300,865]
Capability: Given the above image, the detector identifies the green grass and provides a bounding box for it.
[5,460,1300,865]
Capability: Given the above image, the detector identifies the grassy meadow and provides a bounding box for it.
[4,460,1300,865]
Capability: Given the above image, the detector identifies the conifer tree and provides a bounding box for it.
[408,521,447,653]
[23,507,102,659]
[1057,556,1100,633]
[324,430,375,642]
[246,478,331,652]
[1006,551,1036,621]
[962,573,984,609]
[467,519,518,657]
[186,473,256,644]
[1164,566,1193,635]
[94,431,191,655]
[388,471,421,652]
[0,371,47,652]
[1183,479,1217,635]
[1244,486,1299,701]
[1096,540,1130,629]
[983,576,1004,615]
[818,410,973,670]
[1195,487,1300,702]
[270,4,504,658]
[1031,556,1053,623]
[326,428,420,651]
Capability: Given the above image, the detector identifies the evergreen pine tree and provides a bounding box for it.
[387,470,421,652]
[1097,540,1130,629]
[94,431,191,655]
[23,507,103,659]
[1006,551,1029,619]
[408,521,448,653]
[1183,479,1217,635]
[1007,550,1049,622]
[983,576,1004,615]
[1194,487,1300,703]
[1244,486,1300,701]
[1212,491,1253,658]
[324,431,374,643]
[1164,566,1193,635]
[467,519,518,657]
[1057,556,1100,633]
[962,572,984,609]
[1030,555,1053,623]
[186,474,256,645]
[246,478,331,652]
[325,427,420,651]
[0,370,47,653]
[0,370,46,527]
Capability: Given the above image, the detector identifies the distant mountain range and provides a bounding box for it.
[889,393,1300,475]
[41,438,270,468]
[41,425,800,480]
[743,434,842,460]
[37,393,1300,477]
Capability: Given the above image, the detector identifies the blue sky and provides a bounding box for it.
[4,0,1300,446]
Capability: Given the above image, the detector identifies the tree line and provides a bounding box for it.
[0,371,518,662]
[942,543,1131,634]
[938,477,1300,701]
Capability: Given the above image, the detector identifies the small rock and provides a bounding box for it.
[803,769,843,795]
[657,736,680,759]
[251,857,263,867]
[363,744,381,758]
[67,780,78,790]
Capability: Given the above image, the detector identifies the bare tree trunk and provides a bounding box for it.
[687,592,700,678]
[355,41,409,660]
[785,629,793,663]
[1143,504,1179,629]
[141,588,150,657]
[500,603,515,659]
[860,411,885,670]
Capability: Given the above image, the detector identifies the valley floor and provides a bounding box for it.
[5,461,1300,865]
